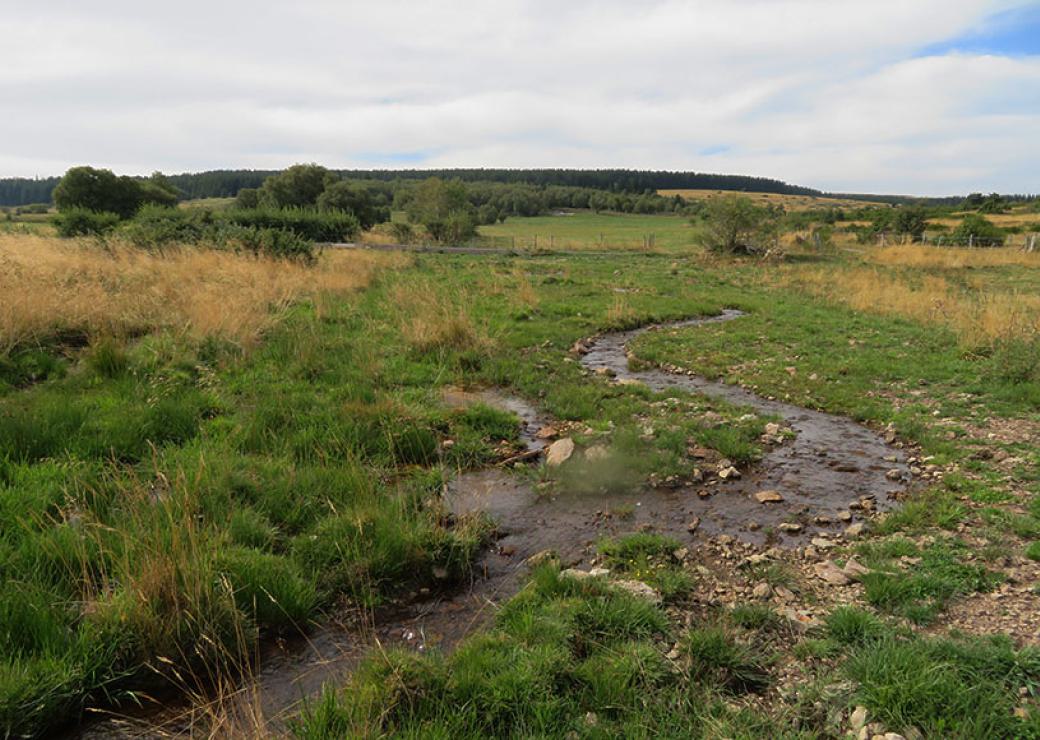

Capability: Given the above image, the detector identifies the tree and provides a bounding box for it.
[258,163,332,208]
[405,177,477,243]
[317,181,390,229]
[952,214,1004,245]
[892,206,928,239]
[53,166,137,218]
[235,188,261,209]
[698,195,779,255]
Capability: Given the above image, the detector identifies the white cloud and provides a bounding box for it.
[0,0,1035,193]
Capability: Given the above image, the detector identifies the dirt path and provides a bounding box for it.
[75,312,907,738]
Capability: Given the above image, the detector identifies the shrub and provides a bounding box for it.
[52,208,120,237]
[219,207,359,242]
[698,195,780,255]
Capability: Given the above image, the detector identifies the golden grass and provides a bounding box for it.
[658,189,885,212]
[772,264,1040,347]
[869,244,1040,270]
[386,277,492,353]
[0,234,406,355]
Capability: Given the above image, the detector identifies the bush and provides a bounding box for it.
[219,207,359,242]
[52,208,120,237]
[698,195,780,255]
[121,204,210,247]
[951,214,1004,246]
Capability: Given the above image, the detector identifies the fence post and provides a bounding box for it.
[550,234,554,250]
[534,235,537,250]
[969,234,973,248]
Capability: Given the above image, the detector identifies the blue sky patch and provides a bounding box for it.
[919,3,1040,57]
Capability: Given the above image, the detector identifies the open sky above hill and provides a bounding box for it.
[2,1,1037,195]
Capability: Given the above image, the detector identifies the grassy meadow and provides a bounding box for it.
[2,222,1040,737]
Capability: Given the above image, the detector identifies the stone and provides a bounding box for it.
[525,549,556,567]
[545,438,575,467]
[615,377,644,387]
[778,522,803,533]
[718,466,741,480]
[811,537,835,549]
[571,340,590,355]
[886,468,903,481]
[843,557,871,580]
[585,445,610,462]
[588,567,611,577]
[838,510,853,522]
[584,712,599,727]
[754,489,784,503]
[672,547,689,562]
[535,425,558,439]
[814,560,850,585]
[850,706,869,733]
[752,582,773,600]
[594,366,614,377]
[764,422,781,436]
[686,517,701,533]
[845,522,866,537]
[612,579,662,604]
[561,568,591,580]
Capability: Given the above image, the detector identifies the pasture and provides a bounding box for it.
[2,216,1040,738]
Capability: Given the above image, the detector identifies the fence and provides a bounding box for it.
[876,232,1039,251]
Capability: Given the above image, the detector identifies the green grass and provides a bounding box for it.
[478,210,701,252]
[292,565,787,738]
[6,212,1040,736]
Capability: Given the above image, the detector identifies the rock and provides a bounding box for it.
[778,522,803,533]
[545,438,575,467]
[686,517,701,533]
[781,608,819,632]
[612,579,662,604]
[571,340,590,355]
[883,734,907,740]
[525,549,557,567]
[594,366,614,377]
[764,422,781,436]
[843,557,871,580]
[811,537,835,549]
[838,510,853,522]
[584,711,599,727]
[775,586,796,602]
[615,377,644,387]
[432,566,449,579]
[752,582,773,600]
[845,522,866,537]
[672,547,689,562]
[748,521,761,531]
[718,466,741,480]
[585,445,610,462]
[886,468,903,481]
[754,489,784,503]
[814,561,850,585]
[561,568,591,580]
[589,567,611,577]
[535,425,558,439]
[690,467,704,482]
[850,706,869,733]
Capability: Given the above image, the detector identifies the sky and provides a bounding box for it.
[1,0,1038,195]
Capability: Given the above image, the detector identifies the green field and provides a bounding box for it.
[2,216,1040,737]
[479,210,700,251]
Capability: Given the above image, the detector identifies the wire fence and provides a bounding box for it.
[875,232,1039,251]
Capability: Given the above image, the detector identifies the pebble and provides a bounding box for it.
[754,489,784,503]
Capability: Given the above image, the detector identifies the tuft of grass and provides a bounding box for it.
[729,604,781,632]
[824,606,886,646]
[847,634,1040,738]
[681,627,771,694]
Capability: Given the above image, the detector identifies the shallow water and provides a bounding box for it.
[75,312,906,737]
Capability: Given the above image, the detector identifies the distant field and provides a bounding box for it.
[660,188,885,211]
[179,196,236,210]
[479,210,699,251]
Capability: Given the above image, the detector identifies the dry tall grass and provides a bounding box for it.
[869,244,1040,270]
[772,264,1040,348]
[385,277,492,353]
[0,235,406,354]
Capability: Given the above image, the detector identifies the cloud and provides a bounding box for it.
[0,0,1036,194]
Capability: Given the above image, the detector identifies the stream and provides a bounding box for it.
[75,311,907,738]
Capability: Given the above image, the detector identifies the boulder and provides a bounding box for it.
[546,438,575,467]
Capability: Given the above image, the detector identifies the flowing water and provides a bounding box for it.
[75,312,906,737]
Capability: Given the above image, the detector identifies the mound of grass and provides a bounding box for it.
[598,533,694,601]
[847,634,1040,738]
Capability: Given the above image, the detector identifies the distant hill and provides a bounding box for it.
[0,167,1019,208]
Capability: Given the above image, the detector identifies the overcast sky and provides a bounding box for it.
[2,1,1038,195]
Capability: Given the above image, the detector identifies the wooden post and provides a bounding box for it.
[969,234,973,248]
[550,234,554,250]
[534,235,537,249]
